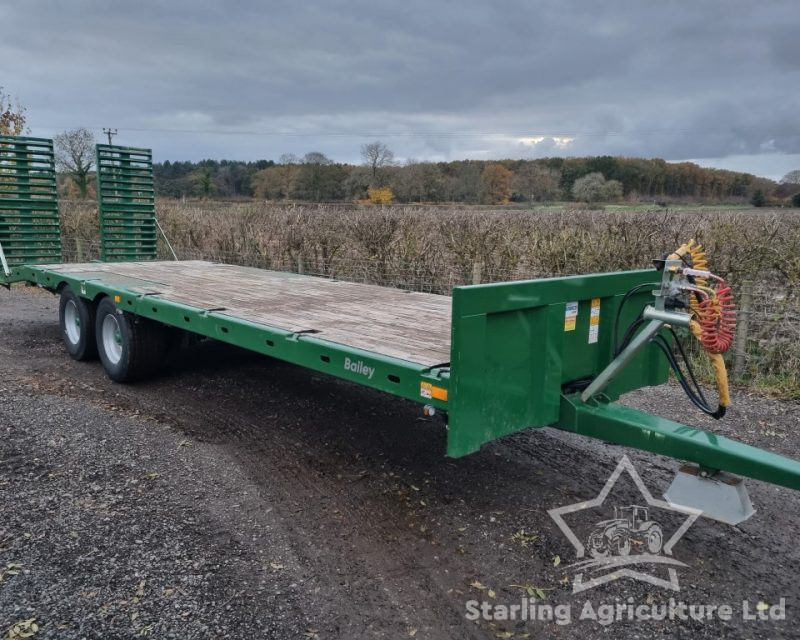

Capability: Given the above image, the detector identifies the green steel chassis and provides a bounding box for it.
[8,262,800,494]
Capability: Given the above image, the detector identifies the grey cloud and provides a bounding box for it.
[1,0,798,177]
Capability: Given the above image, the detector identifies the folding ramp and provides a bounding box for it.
[95,144,157,262]
[0,136,62,285]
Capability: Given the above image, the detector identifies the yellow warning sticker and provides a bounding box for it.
[420,382,448,401]
[588,298,601,344]
[564,301,578,331]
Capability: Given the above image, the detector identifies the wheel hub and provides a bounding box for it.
[64,300,81,345]
[102,314,123,364]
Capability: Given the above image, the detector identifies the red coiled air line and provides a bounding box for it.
[696,276,736,354]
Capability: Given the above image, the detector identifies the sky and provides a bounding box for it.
[2,0,798,180]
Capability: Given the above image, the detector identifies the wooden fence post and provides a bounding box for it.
[472,261,482,285]
[733,280,753,380]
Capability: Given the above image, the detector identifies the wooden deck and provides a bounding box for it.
[41,261,453,366]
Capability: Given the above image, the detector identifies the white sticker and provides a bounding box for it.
[588,298,601,344]
[564,301,578,331]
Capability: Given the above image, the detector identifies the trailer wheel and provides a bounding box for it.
[95,297,167,382]
[59,286,97,361]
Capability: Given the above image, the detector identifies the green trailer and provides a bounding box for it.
[2,137,799,524]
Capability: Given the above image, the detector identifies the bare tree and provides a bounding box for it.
[360,141,394,184]
[0,86,26,135]
[55,128,96,198]
[279,153,300,165]
[780,170,800,185]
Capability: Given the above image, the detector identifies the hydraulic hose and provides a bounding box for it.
[689,319,730,411]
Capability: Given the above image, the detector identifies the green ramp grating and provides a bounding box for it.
[96,144,156,262]
[0,136,62,284]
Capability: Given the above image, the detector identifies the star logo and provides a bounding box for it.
[548,455,702,593]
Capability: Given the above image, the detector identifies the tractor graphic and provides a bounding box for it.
[587,505,663,557]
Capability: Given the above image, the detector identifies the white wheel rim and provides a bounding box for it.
[102,314,123,364]
[64,300,81,345]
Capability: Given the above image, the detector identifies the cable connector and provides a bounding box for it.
[680,267,711,279]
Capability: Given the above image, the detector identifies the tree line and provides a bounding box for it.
[2,91,796,206]
[154,145,790,205]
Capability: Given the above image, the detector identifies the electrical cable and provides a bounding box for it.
[612,282,659,356]
[652,333,726,419]
[616,314,645,356]
[666,325,708,405]
[651,335,723,418]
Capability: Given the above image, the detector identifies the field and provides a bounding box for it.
[59,200,800,398]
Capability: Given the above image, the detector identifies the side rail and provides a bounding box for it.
[0,136,61,284]
[446,269,668,457]
[96,144,156,262]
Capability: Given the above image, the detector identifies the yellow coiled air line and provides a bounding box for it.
[668,240,731,412]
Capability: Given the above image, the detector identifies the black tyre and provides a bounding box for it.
[59,286,97,361]
[95,297,167,382]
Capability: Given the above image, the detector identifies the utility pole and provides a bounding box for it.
[102,128,118,145]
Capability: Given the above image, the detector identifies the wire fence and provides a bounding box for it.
[57,200,800,397]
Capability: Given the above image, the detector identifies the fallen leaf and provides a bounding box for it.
[756,601,770,611]
[0,562,23,584]
[7,618,38,640]
[553,555,561,567]
[509,584,551,600]
[511,530,540,547]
